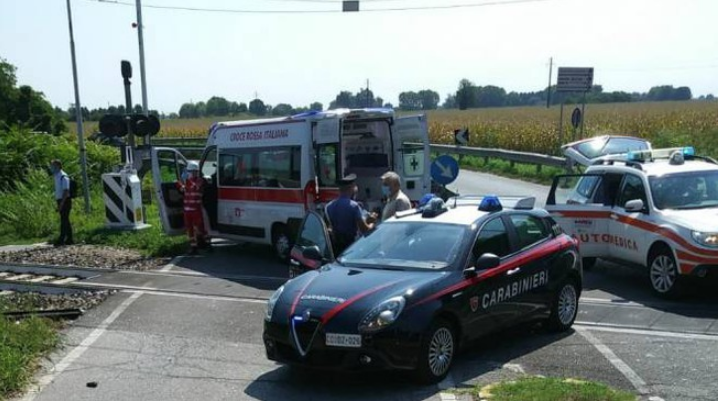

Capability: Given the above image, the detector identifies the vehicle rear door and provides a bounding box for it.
[151,147,188,235]
[562,136,652,167]
[546,174,613,259]
[289,211,335,278]
[312,119,340,202]
[392,114,430,202]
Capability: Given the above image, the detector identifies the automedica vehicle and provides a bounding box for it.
[263,196,582,382]
[548,141,718,298]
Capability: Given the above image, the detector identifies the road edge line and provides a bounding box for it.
[20,291,144,401]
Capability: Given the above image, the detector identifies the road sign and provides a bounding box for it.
[571,107,582,129]
[431,155,459,186]
[556,67,594,92]
[454,128,470,145]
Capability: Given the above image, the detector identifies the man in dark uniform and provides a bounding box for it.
[326,174,377,255]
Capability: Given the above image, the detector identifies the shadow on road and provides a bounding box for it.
[583,259,718,317]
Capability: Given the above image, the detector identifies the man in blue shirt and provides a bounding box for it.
[326,174,376,255]
[51,159,73,246]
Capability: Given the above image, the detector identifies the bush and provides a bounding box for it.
[0,127,118,191]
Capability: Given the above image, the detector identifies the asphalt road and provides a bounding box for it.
[18,171,718,401]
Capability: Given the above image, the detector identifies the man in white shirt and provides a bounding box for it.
[380,171,412,221]
[51,159,73,246]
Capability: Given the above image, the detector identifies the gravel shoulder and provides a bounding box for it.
[0,244,171,271]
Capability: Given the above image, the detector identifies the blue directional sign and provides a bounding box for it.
[431,155,459,185]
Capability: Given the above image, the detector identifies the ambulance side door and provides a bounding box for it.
[151,147,188,235]
[546,174,611,259]
[392,114,430,202]
[312,119,341,196]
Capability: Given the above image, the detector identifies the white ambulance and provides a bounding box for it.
[151,108,431,259]
[547,137,718,298]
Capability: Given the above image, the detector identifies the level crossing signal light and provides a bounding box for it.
[98,113,160,138]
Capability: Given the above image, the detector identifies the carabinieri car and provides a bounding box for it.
[263,196,582,383]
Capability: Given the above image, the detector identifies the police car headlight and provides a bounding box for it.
[266,285,284,321]
[692,231,718,248]
[358,296,405,333]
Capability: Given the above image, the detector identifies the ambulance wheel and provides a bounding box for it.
[415,319,455,384]
[546,279,579,333]
[272,225,291,262]
[582,257,596,270]
[648,247,684,299]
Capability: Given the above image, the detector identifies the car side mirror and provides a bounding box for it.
[302,245,324,262]
[475,253,500,270]
[463,267,477,278]
[624,199,645,213]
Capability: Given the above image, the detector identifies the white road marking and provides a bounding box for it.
[122,289,267,304]
[160,255,183,272]
[21,291,143,401]
[576,323,718,341]
[575,327,652,396]
[502,363,526,374]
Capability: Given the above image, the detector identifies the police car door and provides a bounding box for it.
[464,216,516,336]
[609,173,650,264]
[546,174,610,261]
[151,147,188,235]
[392,115,430,202]
[289,211,335,278]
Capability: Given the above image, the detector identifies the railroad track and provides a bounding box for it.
[0,263,103,295]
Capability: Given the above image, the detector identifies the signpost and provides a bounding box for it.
[571,107,582,141]
[556,67,594,148]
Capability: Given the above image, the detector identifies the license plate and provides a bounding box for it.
[325,333,362,348]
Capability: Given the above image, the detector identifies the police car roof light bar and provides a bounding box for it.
[479,195,502,212]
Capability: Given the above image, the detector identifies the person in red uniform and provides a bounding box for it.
[178,161,211,255]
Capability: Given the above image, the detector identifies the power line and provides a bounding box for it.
[89,0,554,14]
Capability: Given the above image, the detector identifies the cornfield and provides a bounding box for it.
[78,101,718,157]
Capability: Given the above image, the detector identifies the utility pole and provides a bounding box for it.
[135,0,148,115]
[546,57,553,109]
[65,0,91,213]
[366,79,370,107]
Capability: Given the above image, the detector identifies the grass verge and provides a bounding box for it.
[467,377,636,401]
[0,316,58,400]
[0,170,187,257]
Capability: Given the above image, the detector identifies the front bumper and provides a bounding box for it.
[263,320,421,371]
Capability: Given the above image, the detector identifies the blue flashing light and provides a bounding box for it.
[627,151,642,162]
[683,146,695,156]
[419,193,437,207]
[479,195,503,212]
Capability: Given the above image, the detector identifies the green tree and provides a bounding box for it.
[249,98,267,116]
[418,89,440,110]
[310,101,323,111]
[179,103,197,118]
[456,79,477,110]
[206,96,230,116]
[442,94,457,109]
[476,85,506,107]
[238,102,248,113]
[333,91,355,108]
[398,91,421,110]
[272,103,294,116]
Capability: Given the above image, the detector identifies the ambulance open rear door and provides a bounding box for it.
[392,114,430,202]
[151,147,188,235]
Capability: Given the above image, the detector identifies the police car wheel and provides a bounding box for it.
[648,249,683,299]
[415,319,455,383]
[547,279,579,332]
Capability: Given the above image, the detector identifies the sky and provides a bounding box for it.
[1,0,717,114]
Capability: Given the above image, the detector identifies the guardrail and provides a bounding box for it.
[415,143,569,173]
[158,137,569,173]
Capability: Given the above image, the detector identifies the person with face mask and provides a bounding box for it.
[50,159,73,246]
[380,171,411,221]
[177,161,211,255]
[326,174,377,255]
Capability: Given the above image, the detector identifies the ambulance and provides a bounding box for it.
[151,109,431,259]
[546,136,718,298]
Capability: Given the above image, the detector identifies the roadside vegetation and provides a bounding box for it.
[467,377,636,401]
[0,314,58,400]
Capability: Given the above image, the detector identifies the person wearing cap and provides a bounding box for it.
[380,171,412,221]
[326,174,377,255]
[177,161,211,255]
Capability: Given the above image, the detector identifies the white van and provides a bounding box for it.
[151,108,431,259]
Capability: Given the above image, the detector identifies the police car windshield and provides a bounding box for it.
[338,222,467,270]
[649,171,718,210]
